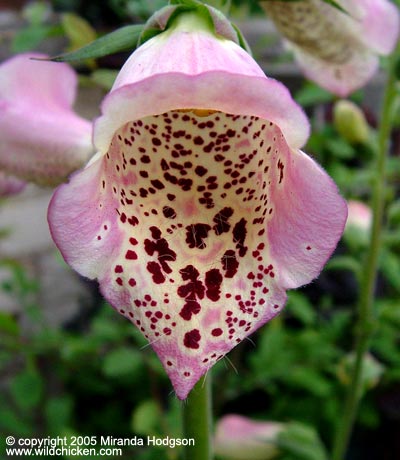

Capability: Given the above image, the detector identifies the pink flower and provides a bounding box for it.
[48,9,347,399]
[0,171,25,197]
[0,53,94,186]
[346,200,372,233]
[261,0,399,96]
[214,415,283,460]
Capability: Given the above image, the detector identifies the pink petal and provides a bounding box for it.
[263,0,399,96]
[0,171,25,197]
[290,45,379,98]
[0,53,94,185]
[215,415,283,460]
[349,0,399,55]
[95,28,310,152]
[49,110,346,399]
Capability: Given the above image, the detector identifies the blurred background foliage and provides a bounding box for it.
[1,1,400,459]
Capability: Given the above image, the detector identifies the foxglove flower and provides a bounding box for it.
[214,415,283,460]
[48,8,347,399]
[261,0,399,96]
[0,171,25,197]
[346,200,372,233]
[0,53,94,186]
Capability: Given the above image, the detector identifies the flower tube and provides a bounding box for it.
[48,7,347,399]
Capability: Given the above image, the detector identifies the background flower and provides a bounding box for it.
[261,0,399,96]
[0,53,94,186]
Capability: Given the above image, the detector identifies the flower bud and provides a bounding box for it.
[346,200,372,233]
[333,100,370,144]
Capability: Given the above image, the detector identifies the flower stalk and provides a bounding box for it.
[332,40,400,460]
[183,375,212,460]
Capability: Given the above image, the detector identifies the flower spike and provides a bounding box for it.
[48,9,347,399]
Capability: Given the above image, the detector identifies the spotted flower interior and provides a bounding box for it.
[49,105,346,399]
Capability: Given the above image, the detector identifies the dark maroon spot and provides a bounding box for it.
[195,165,208,177]
[185,223,211,249]
[116,277,123,286]
[147,261,165,284]
[163,206,177,219]
[115,265,123,273]
[152,137,162,146]
[161,159,169,170]
[193,136,204,145]
[277,159,284,184]
[125,250,137,260]
[167,193,176,201]
[144,227,176,273]
[150,179,165,190]
[211,328,223,337]
[173,130,185,138]
[130,237,138,245]
[179,301,201,321]
[164,328,172,336]
[179,265,199,281]
[205,269,223,301]
[183,329,201,349]
[128,215,139,226]
[233,218,248,257]
[128,278,136,287]
[178,178,193,191]
[164,172,178,185]
[141,155,151,163]
[221,250,239,278]
[203,142,215,153]
[213,207,234,235]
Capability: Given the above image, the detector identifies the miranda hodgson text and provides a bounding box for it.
[101,436,195,448]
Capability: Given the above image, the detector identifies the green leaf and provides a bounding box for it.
[286,291,316,326]
[321,0,350,15]
[61,13,97,52]
[22,1,50,25]
[0,311,19,336]
[45,396,73,434]
[11,25,53,53]
[49,24,144,63]
[277,422,329,460]
[131,400,161,436]
[10,369,43,411]
[102,346,142,378]
[0,402,33,436]
[295,82,334,107]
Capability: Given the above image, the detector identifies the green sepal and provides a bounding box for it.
[139,0,248,52]
[48,24,144,63]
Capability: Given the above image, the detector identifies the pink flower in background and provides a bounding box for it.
[346,200,372,233]
[0,171,25,197]
[0,53,94,186]
[261,0,399,96]
[214,415,283,460]
[48,9,347,399]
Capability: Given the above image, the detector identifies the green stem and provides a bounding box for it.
[332,45,400,460]
[182,375,213,460]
